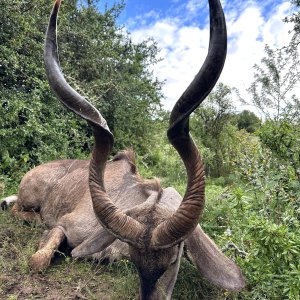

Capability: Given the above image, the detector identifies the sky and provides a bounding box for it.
[97,0,296,112]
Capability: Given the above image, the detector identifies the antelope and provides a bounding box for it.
[2,0,245,298]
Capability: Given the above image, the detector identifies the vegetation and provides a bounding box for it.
[236,110,261,133]
[0,0,162,189]
[1,0,300,299]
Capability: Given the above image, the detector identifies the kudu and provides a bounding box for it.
[2,0,245,298]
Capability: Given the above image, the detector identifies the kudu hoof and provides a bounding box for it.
[29,249,52,271]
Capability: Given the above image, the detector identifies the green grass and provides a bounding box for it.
[2,148,299,299]
[0,209,138,299]
[0,207,233,300]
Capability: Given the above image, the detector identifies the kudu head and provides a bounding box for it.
[45,0,228,298]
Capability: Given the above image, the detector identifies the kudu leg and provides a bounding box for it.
[29,227,65,271]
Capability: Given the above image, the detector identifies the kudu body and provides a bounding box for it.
[2,0,245,298]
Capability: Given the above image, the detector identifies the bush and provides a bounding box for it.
[202,132,300,300]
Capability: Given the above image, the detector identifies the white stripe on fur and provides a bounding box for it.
[2,195,18,205]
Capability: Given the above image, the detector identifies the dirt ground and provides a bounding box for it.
[0,210,138,300]
[0,208,225,300]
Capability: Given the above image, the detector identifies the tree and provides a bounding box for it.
[0,0,162,188]
[247,45,300,121]
[237,110,261,133]
[258,120,300,182]
[191,83,235,177]
[284,0,300,48]
[246,36,300,182]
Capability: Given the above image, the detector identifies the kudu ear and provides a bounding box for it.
[185,225,245,290]
[71,228,116,258]
[158,242,184,300]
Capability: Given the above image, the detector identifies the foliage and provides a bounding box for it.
[0,0,162,190]
[284,0,300,49]
[246,37,300,183]
[236,110,261,133]
[202,146,300,300]
[1,0,300,299]
[247,44,300,121]
[223,132,300,300]
[57,1,163,152]
[191,83,236,177]
[136,114,187,195]
[258,120,300,182]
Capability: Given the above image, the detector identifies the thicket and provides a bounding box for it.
[0,0,162,189]
[1,0,300,299]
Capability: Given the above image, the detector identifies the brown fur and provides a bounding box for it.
[112,149,162,197]
[4,151,244,297]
